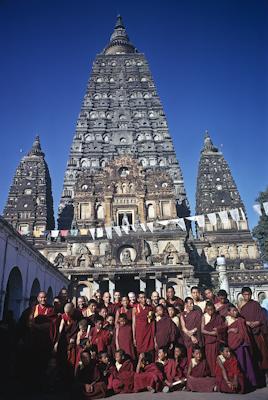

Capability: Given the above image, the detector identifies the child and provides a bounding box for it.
[134,352,163,393]
[187,346,216,392]
[107,349,134,394]
[156,347,185,392]
[115,313,135,360]
[75,319,90,371]
[226,304,256,388]
[98,352,111,386]
[174,344,188,382]
[215,344,244,393]
[155,305,177,351]
[167,305,180,328]
[89,316,110,353]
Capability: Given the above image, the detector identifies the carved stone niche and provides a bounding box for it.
[75,244,93,268]
[118,246,137,265]
[163,242,179,265]
[54,252,65,268]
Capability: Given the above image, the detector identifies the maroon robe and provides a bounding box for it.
[175,357,188,379]
[117,323,135,360]
[187,359,216,392]
[203,313,226,376]
[134,363,163,392]
[134,304,155,354]
[75,359,107,399]
[162,359,177,383]
[33,304,54,318]
[90,327,110,353]
[107,359,134,393]
[215,356,244,393]
[117,306,132,322]
[215,302,229,317]
[181,309,202,362]
[166,297,184,312]
[155,315,177,349]
[60,313,79,371]
[239,300,268,370]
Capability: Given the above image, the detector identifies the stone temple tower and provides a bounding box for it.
[195,132,262,297]
[58,15,189,230]
[3,136,54,236]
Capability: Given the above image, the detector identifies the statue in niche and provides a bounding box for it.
[122,249,132,263]
[76,245,92,268]
[54,253,65,268]
[122,213,130,226]
[163,242,179,265]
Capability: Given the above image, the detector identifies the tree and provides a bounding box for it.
[253,187,268,263]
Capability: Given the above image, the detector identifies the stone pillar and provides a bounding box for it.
[109,279,115,301]
[93,280,100,293]
[155,278,162,297]
[138,197,146,223]
[217,256,230,295]
[104,197,112,225]
[155,201,161,218]
[139,278,146,292]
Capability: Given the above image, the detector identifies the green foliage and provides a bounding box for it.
[253,187,268,262]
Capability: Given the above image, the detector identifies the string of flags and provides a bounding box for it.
[28,203,268,239]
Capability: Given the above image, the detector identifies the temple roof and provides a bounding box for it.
[27,135,44,157]
[103,15,137,55]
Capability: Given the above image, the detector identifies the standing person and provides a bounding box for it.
[166,287,184,312]
[187,346,216,392]
[226,304,256,389]
[155,305,177,351]
[84,300,98,325]
[191,286,207,313]
[204,288,218,304]
[201,302,226,376]
[215,290,229,317]
[239,286,268,374]
[215,344,244,393]
[132,292,155,355]
[102,292,115,315]
[128,292,137,308]
[89,316,110,353]
[93,290,103,308]
[180,297,202,363]
[167,306,180,328]
[115,296,132,323]
[112,291,121,313]
[151,291,160,309]
[77,296,88,317]
[58,287,70,312]
[115,313,135,360]
[32,291,53,317]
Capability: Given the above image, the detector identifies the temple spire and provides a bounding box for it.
[28,135,43,156]
[103,15,136,55]
[203,130,218,153]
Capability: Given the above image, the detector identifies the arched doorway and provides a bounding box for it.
[29,278,41,305]
[3,267,23,321]
[47,287,53,305]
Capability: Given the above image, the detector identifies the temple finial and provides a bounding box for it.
[28,135,43,156]
[203,130,218,153]
[103,15,136,55]
[115,15,125,29]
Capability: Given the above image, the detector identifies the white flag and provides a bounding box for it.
[186,216,198,222]
[121,225,129,234]
[131,224,137,232]
[113,226,122,237]
[177,218,186,231]
[207,213,217,226]
[105,226,112,239]
[96,227,103,238]
[89,228,95,240]
[253,204,262,216]
[196,215,205,228]
[239,207,246,221]
[263,202,268,216]
[218,210,229,224]
[140,223,147,231]
[157,220,170,226]
[229,208,240,222]
[147,222,154,232]
[51,230,59,238]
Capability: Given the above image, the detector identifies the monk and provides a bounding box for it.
[180,297,202,362]
[74,349,107,399]
[134,352,163,393]
[187,346,216,392]
[174,344,188,381]
[115,296,132,324]
[32,291,53,318]
[156,347,185,392]
[239,286,268,373]
[191,286,207,313]
[115,313,135,360]
[107,349,134,394]
[214,289,229,317]
[77,296,88,317]
[128,291,137,308]
[167,305,180,328]
[75,319,90,371]
[84,300,98,326]
[89,316,110,353]
[204,287,218,304]
[201,301,226,376]
[155,304,177,351]
[132,292,155,354]
[215,344,244,393]
[151,291,160,309]
[226,304,256,388]
[166,287,184,312]
[102,292,115,315]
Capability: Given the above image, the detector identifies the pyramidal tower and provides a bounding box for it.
[196,131,261,276]
[58,15,189,229]
[3,136,55,236]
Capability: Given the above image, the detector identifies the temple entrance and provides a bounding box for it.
[115,275,140,296]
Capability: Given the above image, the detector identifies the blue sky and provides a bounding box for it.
[0,0,267,229]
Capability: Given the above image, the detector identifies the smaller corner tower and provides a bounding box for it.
[3,136,55,236]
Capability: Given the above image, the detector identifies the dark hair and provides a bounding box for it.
[95,315,104,323]
[167,286,175,291]
[205,301,215,309]
[217,289,228,298]
[241,287,252,295]
[79,319,88,327]
[156,304,164,310]
[219,343,229,353]
[227,303,237,311]
[99,306,108,311]
[158,346,168,354]
[107,313,115,318]
[191,286,199,292]
[87,345,98,354]
[138,291,146,297]
[118,313,127,320]
[204,287,213,292]
[115,349,126,359]
[88,299,98,306]
[144,351,154,364]
[184,296,193,303]
[192,345,201,353]
[174,344,187,358]
[98,351,108,359]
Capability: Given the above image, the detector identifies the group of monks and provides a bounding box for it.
[6,285,268,398]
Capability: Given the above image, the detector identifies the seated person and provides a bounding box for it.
[107,349,134,394]
[174,344,188,382]
[134,352,163,393]
[187,346,217,392]
[156,347,186,392]
[215,344,244,394]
